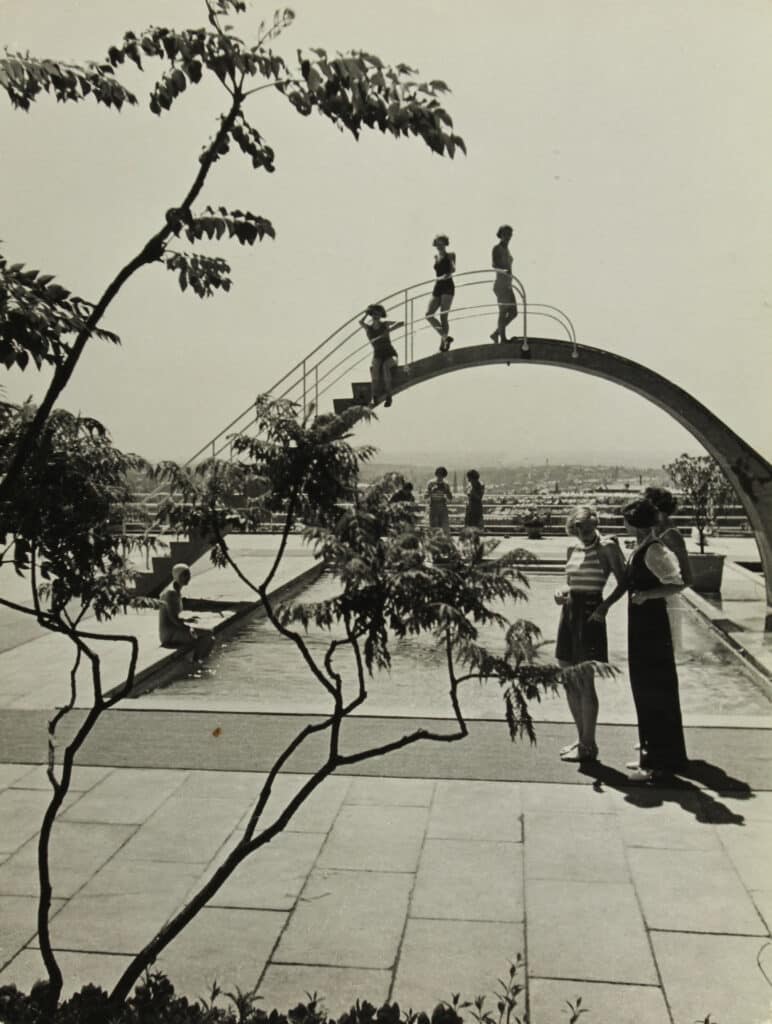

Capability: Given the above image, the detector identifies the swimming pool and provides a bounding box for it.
[139,572,772,722]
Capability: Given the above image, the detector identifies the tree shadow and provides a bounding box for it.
[577,759,749,826]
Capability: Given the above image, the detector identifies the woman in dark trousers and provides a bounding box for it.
[464,469,485,529]
[594,498,688,782]
[426,234,456,352]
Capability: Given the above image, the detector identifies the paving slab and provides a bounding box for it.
[41,859,209,956]
[317,805,428,873]
[274,868,412,968]
[750,890,772,933]
[344,777,435,806]
[205,830,325,910]
[528,978,670,1024]
[0,895,65,972]
[0,764,38,789]
[80,857,206,898]
[526,879,657,984]
[627,846,767,934]
[392,918,525,1010]
[0,948,133,1000]
[118,793,247,863]
[617,801,721,851]
[0,788,56,855]
[14,765,114,792]
[710,790,772,822]
[524,812,628,882]
[47,892,190,956]
[651,930,772,1024]
[238,775,351,834]
[0,821,135,898]
[427,780,522,841]
[520,781,620,815]
[155,906,287,1003]
[259,964,391,1016]
[715,820,772,891]
[411,838,523,922]
[60,768,187,824]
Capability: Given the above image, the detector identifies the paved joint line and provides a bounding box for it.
[254,772,353,992]
[620,822,675,1024]
[520,806,531,1023]
[710,826,772,938]
[387,779,437,1002]
[648,926,771,939]
[528,973,662,988]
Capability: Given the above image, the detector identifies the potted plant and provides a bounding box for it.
[664,453,733,592]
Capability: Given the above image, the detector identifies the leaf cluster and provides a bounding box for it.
[0,51,137,111]
[0,255,120,372]
[0,400,148,620]
[287,49,466,158]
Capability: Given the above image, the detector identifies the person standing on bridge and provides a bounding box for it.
[359,304,404,408]
[426,234,456,352]
[554,506,625,763]
[490,224,528,352]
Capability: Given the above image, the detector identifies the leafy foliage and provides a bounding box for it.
[664,453,733,554]
[0,51,137,111]
[164,251,233,298]
[0,0,466,496]
[0,255,120,372]
[0,399,148,619]
[0,962,549,1024]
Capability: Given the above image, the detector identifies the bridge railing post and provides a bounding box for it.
[403,290,409,365]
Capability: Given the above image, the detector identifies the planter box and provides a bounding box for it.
[688,552,726,593]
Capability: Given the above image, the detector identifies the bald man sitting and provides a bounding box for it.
[158,563,215,663]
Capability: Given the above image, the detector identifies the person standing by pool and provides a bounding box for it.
[490,224,528,351]
[554,506,625,762]
[359,304,403,408]
[158,563,215,664]
[425,466,453,532]
[464,469,485,529]
[644,485,693,661]
[426,234,456,352]
[594,498,688,782]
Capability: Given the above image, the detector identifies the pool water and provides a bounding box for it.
[139,573,772,722]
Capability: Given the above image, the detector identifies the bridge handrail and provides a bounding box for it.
[154,270,581,488]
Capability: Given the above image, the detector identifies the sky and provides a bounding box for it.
[1,0,770,468]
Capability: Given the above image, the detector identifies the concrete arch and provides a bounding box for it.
[385,338,772,623]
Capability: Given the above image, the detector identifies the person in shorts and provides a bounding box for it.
[359,304,403,408]
[426,234,456,352]
[490,224,528,352]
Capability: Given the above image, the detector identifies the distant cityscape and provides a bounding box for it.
[359,461,670,495]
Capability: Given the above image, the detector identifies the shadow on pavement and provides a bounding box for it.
[577,758,752,826]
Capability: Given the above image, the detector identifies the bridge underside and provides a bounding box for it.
[334,338,772,627]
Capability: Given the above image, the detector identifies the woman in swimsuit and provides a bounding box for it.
[359,304,403,408]
[426,234,456,353]
[490,224,527,351]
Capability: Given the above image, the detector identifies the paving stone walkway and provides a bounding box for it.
[1,763,771,1024]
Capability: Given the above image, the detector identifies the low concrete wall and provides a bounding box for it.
[107,562,324,701]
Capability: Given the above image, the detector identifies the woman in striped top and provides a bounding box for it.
[554,506,625,762]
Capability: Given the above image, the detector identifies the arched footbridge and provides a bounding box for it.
[187,270,772,626]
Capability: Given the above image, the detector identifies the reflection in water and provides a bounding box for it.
[145,573,772,719]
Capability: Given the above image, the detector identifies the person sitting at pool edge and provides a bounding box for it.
[158,563,215,664]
